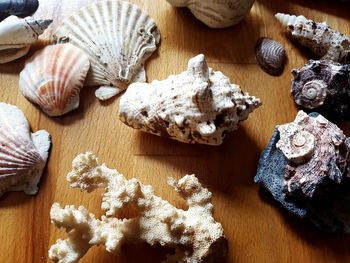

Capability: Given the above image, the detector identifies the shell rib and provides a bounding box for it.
[19,44,90,117]
[275,13,350,63]
[0,15,52,63]
[0,0,39,21]
[255,111,350,232]
[291,59,350,120]
[0,103,51,197]
[119,54,261,145]
[53,0,160,100]
[166,0,255,28]
[255,37,286,76]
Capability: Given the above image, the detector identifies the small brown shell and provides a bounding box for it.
[255,37,286,76]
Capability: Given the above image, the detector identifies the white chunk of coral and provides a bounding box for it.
[119,54,261,145]
[48,152,227,263]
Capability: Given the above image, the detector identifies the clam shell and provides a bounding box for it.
[53,0,160,100]
[0,102,51,196]
[0,15,52,63]
[19,43,90,116]
[255,37,286,76]
[0,0,39,21]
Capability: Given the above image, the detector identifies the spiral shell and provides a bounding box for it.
[0,15,52,63]
[19,43,90,116]
[53,0,160,100]
[255,37,286,76]
[0,103,51,196]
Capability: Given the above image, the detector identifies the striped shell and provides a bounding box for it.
[255,37,286,76]
[0,102,51,196]
[19,43,90,116]
[53,0,160,100]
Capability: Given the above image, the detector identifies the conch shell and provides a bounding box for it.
[255,111,350,232]
[275,13,350,63]
[53,0,160,100]
[0,103,51,197]
[166,0,255,28]
[19,43,91,117]
[119,54,261,145]
[291,59,350,120]
[0,15,52,63]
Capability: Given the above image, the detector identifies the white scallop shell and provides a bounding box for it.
[0,103,51,196]
[19,43,90,117]
[0,15,52,63]
[166,0,255,28]
[53,0,160,100]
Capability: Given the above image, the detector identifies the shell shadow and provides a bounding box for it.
[135,126,260,195]
[258,188,350,256]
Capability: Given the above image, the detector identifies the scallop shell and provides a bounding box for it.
[0,102,51,196]
[255,37,286,76]
[19,43,90,117]
[166,0,255,28]
[0,0,39,21]
[275,13,350,63]
[0,15,52,63]
[53,0,160,100]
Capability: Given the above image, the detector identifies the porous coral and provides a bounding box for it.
[49,152,227,262]
[119,54,261,145]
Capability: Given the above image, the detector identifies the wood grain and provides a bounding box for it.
[1,0,350,262]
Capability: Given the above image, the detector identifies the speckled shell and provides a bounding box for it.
[275,13,350,63]
[53,0,160,100]
[19,44,90,116]
[255,111,350,232]
[291,59,350,120]
[255,37,286,76]
[119,54,261,145]
[0,103,51,196]
[0,15,52,63]
[166,0,255,28]
[0,0,39,21]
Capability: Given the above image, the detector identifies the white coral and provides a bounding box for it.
[275,13,350,63]
[119,54,261,145]
[48,152,227,263]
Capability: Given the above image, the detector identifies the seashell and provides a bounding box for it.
[255,37,286,76]
[0,102,51,197]
[255,111,350,232]
[275,13,350,63]
[53,0,160,100]
[291,59,350,120]
[19,43,90,117]
[165,0,255,28]
[119,54,261,145]
[0,15,52,63]
[0,0,39,21]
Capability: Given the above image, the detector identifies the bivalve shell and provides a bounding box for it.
[53,0,160,100]
[19,43,90,116]
[0,0,39,21]
[0,102,51,197]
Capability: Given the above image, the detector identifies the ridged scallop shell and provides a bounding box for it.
[0,102,51,196]
[19,43,90,117]
[166,0,255,28]
[275,13,350,63]
[0,0,39,21]
[255,37,286,76]
[0,15,52,63]
[53,0,160,100]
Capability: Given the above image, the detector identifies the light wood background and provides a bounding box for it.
[1,0,350,262]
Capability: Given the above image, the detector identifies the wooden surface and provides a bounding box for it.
[1,0,350,262]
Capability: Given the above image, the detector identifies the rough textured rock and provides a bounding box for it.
[49,152,227,263]
[291,59,350,120]
[255,111,350,232]
[119,54,261,145]
[276,13,350,63]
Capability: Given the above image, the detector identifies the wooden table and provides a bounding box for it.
[1,0,350,262]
